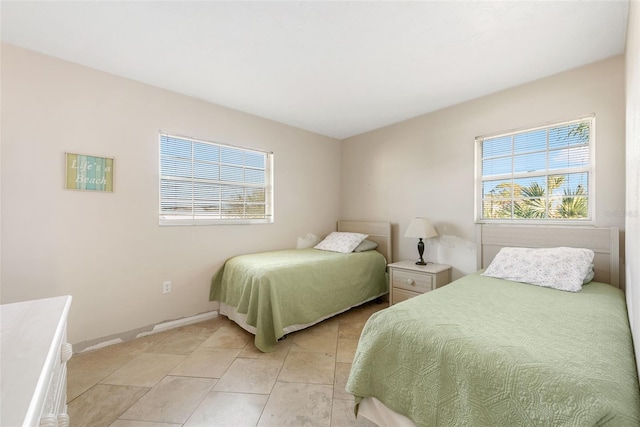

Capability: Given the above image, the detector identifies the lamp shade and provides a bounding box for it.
[404,217,438,239]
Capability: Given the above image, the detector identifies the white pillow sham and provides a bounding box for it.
[481,246,595,292]
[314,232,368,254]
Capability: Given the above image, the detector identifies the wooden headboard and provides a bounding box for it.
[338,221,392,263]
[476,224,620,287]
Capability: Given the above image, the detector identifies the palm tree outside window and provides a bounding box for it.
[476,116,593,222]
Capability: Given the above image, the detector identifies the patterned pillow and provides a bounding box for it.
[482,247,595,292]
[315,232,368,254]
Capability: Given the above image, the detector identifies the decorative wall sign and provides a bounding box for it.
[65,153,114,192]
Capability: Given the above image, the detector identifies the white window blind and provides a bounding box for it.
[159,133,273,225]
[476,116,593,222]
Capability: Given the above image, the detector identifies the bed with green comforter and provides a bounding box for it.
[346,272,640,426]
[210,248,387,352]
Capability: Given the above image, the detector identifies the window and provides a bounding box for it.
[476,116,593,222]
[159,133,273,225]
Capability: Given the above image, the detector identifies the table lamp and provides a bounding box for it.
[404,217,438,265]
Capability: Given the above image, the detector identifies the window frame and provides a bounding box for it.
[474,116,595,225]
[159,133,274,226]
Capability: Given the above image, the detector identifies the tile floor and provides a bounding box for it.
[67,300,387,426]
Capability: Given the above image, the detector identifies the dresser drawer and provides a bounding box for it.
[392,269,433,293]
[392,287,423,304]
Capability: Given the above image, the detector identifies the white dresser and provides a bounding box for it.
[1,296,73,427]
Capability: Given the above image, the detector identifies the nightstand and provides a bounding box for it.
[388,261,452,305]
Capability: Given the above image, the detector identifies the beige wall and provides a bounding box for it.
[342,56,626,278]
[0,41,630,350]
[625,0,640,376]
[0,43,342,347]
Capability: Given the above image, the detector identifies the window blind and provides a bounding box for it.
[477,117,593,222]
[159,134,273,225]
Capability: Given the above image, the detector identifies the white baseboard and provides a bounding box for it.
[76,310,219,353]
[137,311,219,337]
[80,338,126,353]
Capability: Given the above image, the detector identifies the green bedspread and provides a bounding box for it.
[346,273,640,426]
[210,248,387,352]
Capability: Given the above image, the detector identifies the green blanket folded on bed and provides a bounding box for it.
[346,273,640,426]
[210,248,387,352]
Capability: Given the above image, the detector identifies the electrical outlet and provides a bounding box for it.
[163,280,172,293]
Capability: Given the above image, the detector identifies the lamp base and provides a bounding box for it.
[415,238,426,266]
[414,239,434,265]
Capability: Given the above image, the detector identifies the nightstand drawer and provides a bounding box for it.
[392,287,422,304]
[392,269,433,293]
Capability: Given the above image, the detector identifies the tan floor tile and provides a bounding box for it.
[67,347,139,401]
[110,421,180,427]
[320,315,342,330]
[171,347,240,378]
[184,391,269,427]
[337,337,359,363]
[289,325,338,354]
[213,358,283,394]
[278,351,335,385]
[147,330,212,355]
[117,330,180,353]
[68,384,149,426]
[338,320,367,338]
[306,318,340,334]
[338,301,387,324]
[207,315,239,329]
[119,376,215,424]
[257,381,332,427]
[84,317,218,354]
[330,398,357,427]
[102,353,186,387]
[201,325,252,348]
[331,398,379,427]
[69,323,215,401]
[333,363,353,400]
[69,303,386,427]
[239,337,292,360]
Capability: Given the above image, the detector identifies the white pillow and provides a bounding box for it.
[314,232,368,254]
[481,247,595,292]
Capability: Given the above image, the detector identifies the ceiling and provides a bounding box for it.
[0,1,630,139]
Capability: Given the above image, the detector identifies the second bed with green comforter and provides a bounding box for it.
[346,272,640,426]
[210,248,387,352]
